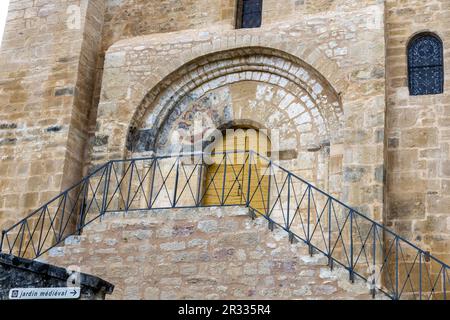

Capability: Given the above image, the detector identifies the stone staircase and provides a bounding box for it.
[38,206,386,300]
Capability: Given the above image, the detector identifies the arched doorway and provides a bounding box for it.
[203,128,271,214]
[123,47,344,215]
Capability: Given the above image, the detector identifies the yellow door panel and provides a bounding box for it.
[203,129,271,214]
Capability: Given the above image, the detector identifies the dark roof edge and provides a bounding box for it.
[0,253,114,294]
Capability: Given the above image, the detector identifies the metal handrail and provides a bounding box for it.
[1,150,448,300]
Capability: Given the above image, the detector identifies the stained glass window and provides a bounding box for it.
[408,33,444,96]
[237,0,263,29]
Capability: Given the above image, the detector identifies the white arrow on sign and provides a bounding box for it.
[9,287,81,300]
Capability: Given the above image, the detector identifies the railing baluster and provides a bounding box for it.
[350,209,354,282]
[419,252,422,300]
[328,198,332,268]
[0,230,5,253]
[372,222,376,298]
[148,159,157,209]
[196,154,204,207]
[18,222,25,257]
[307,186,312,256]
[173,157,180,208]
[58,192,68,242]
[78,182,89,234]
[443,266,446,300]
[246,151,253,208]
[221,153,227,206]
[37,210,45,257]
[125,161,135,211]
[266,161,272,216]
[101,162,111,215]
[395,236,399,300]
[287,173,291,230]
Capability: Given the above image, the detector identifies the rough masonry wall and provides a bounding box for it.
[88,0,347,171]
[93,1,386,223]
[100,0,375,52]
[125,51,344,194]
[87,0,237,163]
[102,0,235,50]
[41,207,379,300]
[385,0,450,264]
[0,0,387,243]
[155,80,337,190]
[0,0,105,230]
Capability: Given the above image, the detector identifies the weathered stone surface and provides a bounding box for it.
[197,220,219,233]
[40,207,382,300]
[160,241,186,251]
[0,0,449,301]
[385,0,450,261]
[0,0,388,255]
[0,0,106,232]
[344,167,368,183]
[401,128,438,149]
[388,193,426,220]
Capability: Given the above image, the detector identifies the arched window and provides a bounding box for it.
[408,33,444,96]
[236,0,263,29]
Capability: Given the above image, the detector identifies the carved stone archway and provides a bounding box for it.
[126,47,343,157]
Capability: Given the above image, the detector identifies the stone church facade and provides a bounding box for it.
[0,0,449,299]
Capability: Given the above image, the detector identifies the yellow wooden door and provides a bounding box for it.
[203,129,271,214]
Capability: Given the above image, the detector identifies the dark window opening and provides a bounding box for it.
[236,0,263,29]
[408,33,444,96]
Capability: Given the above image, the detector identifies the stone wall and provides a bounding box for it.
[89,1,385,159]
[1,0,449,291]
[0,0,387,254]
[0,0,386,239]
[126,50,343,193]
[40,206,382,300]
[0,0,105,230]
[93,2,386,223]
[100,0,380,52]
[88,0,238,167]
[0,253,114,300]
[385,0,450,264]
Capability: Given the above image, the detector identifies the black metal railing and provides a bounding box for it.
[1,151,449,300]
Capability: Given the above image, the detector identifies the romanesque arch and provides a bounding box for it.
[126,47,343,156]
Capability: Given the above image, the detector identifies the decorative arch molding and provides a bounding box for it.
[152,74,332,154]
[126,47,343,156]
